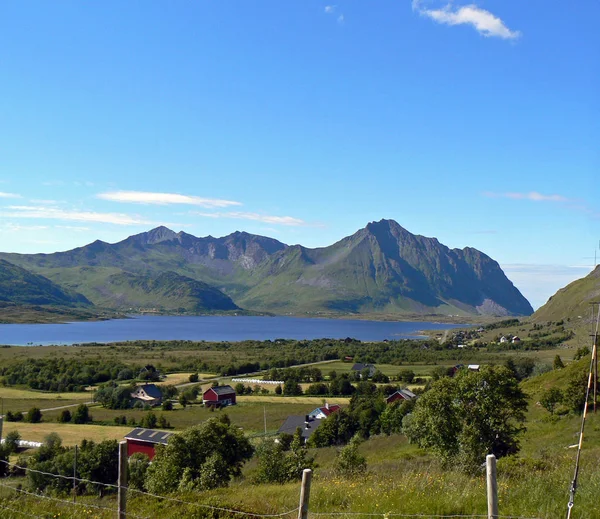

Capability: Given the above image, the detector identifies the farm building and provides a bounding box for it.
[351,363,376,377]
[278,415,323,442]
[125,428,173,460]
[203,385,237,407]
[130,384,163,406]
[308,403,341,419]
[386,389,417,404]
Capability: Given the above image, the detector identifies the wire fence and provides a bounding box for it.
[0,458,546,519]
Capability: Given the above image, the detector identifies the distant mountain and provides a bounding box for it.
[0,259,90,307]
[0,220,533,317]
[87,270,239,312]
[533,266,600,323]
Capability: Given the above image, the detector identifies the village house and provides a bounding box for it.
[307,403,341,419]
[203,385,237,407]
[512,336,521,344]
[351,363,376,378]
[130,383,163,406]
[500,336,508,343]
[386,389,417,404]
[125,427,173,460]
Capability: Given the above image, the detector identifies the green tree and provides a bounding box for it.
[553,355,565,370]
[380,399,415,435]
[275,384,282,395]
[398,369,416,383]
[309,409,359,447]
[27,407,42,423]
[4,431,21,454]
[188,373,199,383]
[73,404,91,424]
[128,452,150,491]
[563,370,588,414]
[141,411,157,429]
[334,435,367,478]
[57,409,72,423]
[162,400,173,411]
[283,379,303,396]
[404,366,527,473]
[145,415,253,493]
[540,387,563,415]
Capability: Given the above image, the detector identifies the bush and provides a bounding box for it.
[145,415,253,494]
[4,431,21,454]
[128,453,150,490]
[26,407,42,423]
[6,411,24,422]
[162,400,173,411]
[540,387,563,415]
[58,409,72,423]
[73,404,91,424]
[334,435,367,478]
[188,373,199,383]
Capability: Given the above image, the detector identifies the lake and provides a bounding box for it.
[0,315,465,346]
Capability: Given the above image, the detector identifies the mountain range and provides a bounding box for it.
[0,219,534,317]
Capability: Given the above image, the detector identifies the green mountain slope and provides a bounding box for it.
[533,266,600,323]
[0,259,90,307]
[0,220,532,317]
[239,220,533,316]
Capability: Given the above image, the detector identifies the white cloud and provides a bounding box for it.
[337,14,345,24]
[97,191,241,209]
[0,223,49,232]
[0,192,21,199]
[0,206,151,226]
[483,191,569,202]
[192,211,308,227]
[324,5,336,13]
[413,1,521,40]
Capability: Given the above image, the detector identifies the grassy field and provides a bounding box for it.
[2,421,132,445]
[41,400,343,435]
[318,360,455,377]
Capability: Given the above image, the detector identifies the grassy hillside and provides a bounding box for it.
[0,259,90,307]
[533,266,599,327]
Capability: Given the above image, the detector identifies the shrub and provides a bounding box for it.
[128,453,150,490]
[73,404,91,424]
[188,373,199,383]
[334,435,367,478]
[57,409,72,423]
[26,407,42,423]
[4,431,21,454]
[540,387,563,415]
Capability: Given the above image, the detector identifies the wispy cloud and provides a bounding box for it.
[0,206,151,226]
[324,4,344,24]
[0,223,50,232]
[483,191,570,203]
[0,192,21,199]
[192,211,309,227]
[97,191,241,209]
[413,1,521,40]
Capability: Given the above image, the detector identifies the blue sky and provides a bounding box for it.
[0,1,598,309]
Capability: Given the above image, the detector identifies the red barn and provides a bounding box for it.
[203,385,237,407]
[125,428,173,460]
[386,389,417,404]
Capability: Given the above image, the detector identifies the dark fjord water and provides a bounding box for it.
[0,315,464,346]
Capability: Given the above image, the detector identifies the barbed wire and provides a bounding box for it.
[309,514,542,519]
[0,459,120,490]
[127,486,300,517]
[0,481,122,516]
[0,501,45,518]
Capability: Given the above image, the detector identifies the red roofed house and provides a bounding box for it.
[125,428,173,460]
[386,389,417,405]
[203,385,237,407]
[308,403,341,419]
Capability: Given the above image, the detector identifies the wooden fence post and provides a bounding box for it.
[486,454,498,519]
[73,444,78,503]
[118,441,128,519]
[297,469,313,519]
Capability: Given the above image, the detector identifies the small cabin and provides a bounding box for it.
[125,428,173,460]
[130,384,163,406]
[278,415,323,442]
[203,385,237,407]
